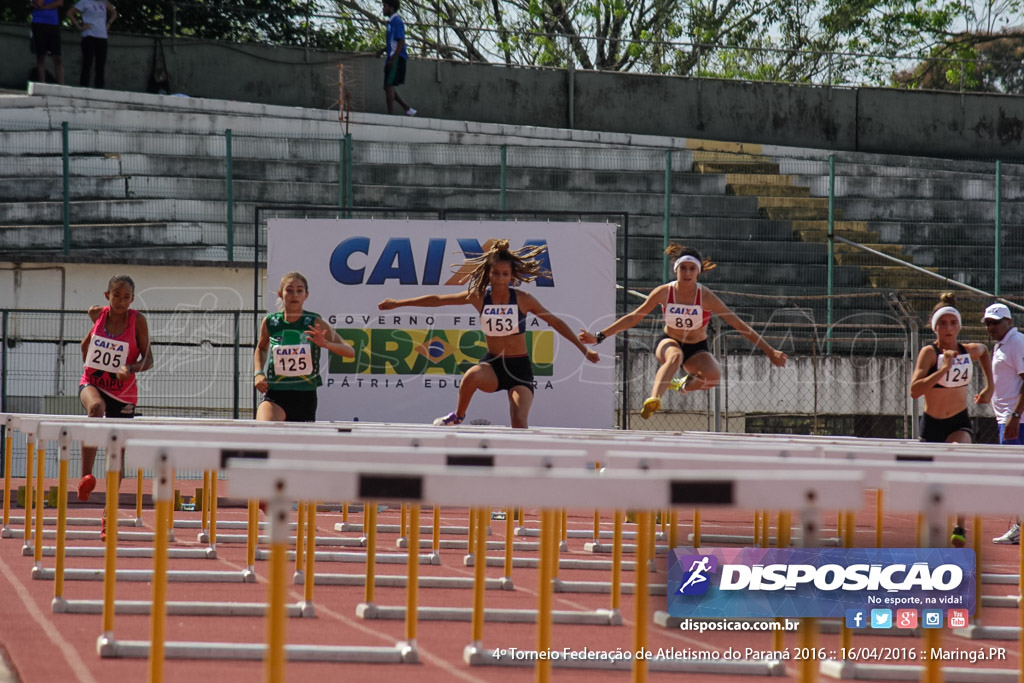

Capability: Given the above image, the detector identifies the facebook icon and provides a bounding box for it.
[845,609,867,629]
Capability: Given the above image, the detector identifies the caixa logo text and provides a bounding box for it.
[329,237,554,286]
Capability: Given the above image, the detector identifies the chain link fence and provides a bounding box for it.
[4,124,1024,471]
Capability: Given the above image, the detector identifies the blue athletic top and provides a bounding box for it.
[482,287,527,335]
[385,14,408,60]
[32,6,60,24]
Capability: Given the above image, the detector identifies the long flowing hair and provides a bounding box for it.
[665,242,716,272]
[457,239,550,298]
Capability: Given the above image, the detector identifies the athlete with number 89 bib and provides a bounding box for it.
[579,243,787,420]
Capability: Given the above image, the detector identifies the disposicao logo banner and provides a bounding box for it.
[667,548,975,618]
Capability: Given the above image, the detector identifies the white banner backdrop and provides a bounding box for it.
[267,219,616,427]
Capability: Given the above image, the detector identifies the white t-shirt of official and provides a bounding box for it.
[991,326,1024,423]
[76,0,109,39]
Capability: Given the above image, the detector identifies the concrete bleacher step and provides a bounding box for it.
[726,183,810,197]
[872,221,1024,246]
[694,161,780,174]
[0,221,236,250]
[838,197,1024,222]
[626,261,868,287]
[801,175,1019,201]
[757,196,834,220]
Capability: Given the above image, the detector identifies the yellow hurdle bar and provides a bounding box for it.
[201,471,210,534]
[364,501,377,605]
[102,465,119,634]
[503,506,514,585]
[264,500,288,683]
[209,470,219,550]
[2,426,12,530]
[400,503,407,543]
[167,469,175,537]
[467,505,477,562]
[53,458,69,602]
[246,500,258,575]
[611,510,623,613]
[692,509,701,548]
[33,445,45,567]
[800,617,818,683]
[552,509,561,582]
[135,469,144,524]
[753,510,761,547]
[303,499,316,607]
[23,439,34,553]
[632,510,650,683]
[535,509,554,683]
[405,504,420,648]
[668,510,679,550]
[148,498,171,683]
[471,508,487,648]
[431,505,440,557]
[294,501,306,578]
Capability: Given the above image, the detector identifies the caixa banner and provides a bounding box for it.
[267,219,616,427]
[667,548,975,619]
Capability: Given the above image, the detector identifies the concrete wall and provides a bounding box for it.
[4,23,1024,159]
[0,262,256,311]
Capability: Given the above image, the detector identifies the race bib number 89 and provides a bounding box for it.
[85,336,128,373]
[664,303,702,330]
[273,344,312,377]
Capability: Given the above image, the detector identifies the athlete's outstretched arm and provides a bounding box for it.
[378,291,474,310]
[578,285,666,344]
[702,289,787,367]
[520,293,598,363]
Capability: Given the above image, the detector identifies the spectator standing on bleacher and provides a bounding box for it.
[382,0,416,116]
[68,0,116,88]
[985,303,1024,544]
[30,0,64,85]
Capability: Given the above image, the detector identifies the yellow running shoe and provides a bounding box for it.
[668,374,691,392]
[640,397,661,419]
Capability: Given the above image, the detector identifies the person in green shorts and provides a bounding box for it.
[254,272,355,422]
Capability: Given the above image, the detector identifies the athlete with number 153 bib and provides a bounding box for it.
[378,239,599,428]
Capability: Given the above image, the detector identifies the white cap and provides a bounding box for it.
[982,303,1012,321]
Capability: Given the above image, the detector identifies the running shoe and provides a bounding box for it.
[78,474,96,502]
[640,397,661,419]
[433,412,464,426]
[950,526,966,548]
[668,374,691,392]
[993,523,1020,545]
[100,513,106,542]
[405,108,417,117]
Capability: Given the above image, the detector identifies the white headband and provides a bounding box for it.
[674,255,702,273]
[931,306,961,330]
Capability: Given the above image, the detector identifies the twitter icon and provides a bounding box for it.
[870,609,892,629]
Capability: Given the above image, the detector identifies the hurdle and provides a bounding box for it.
[219,458,865,680]
[124,438,624,622]
[588,447,1024,637]
[818,470,1018,683]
